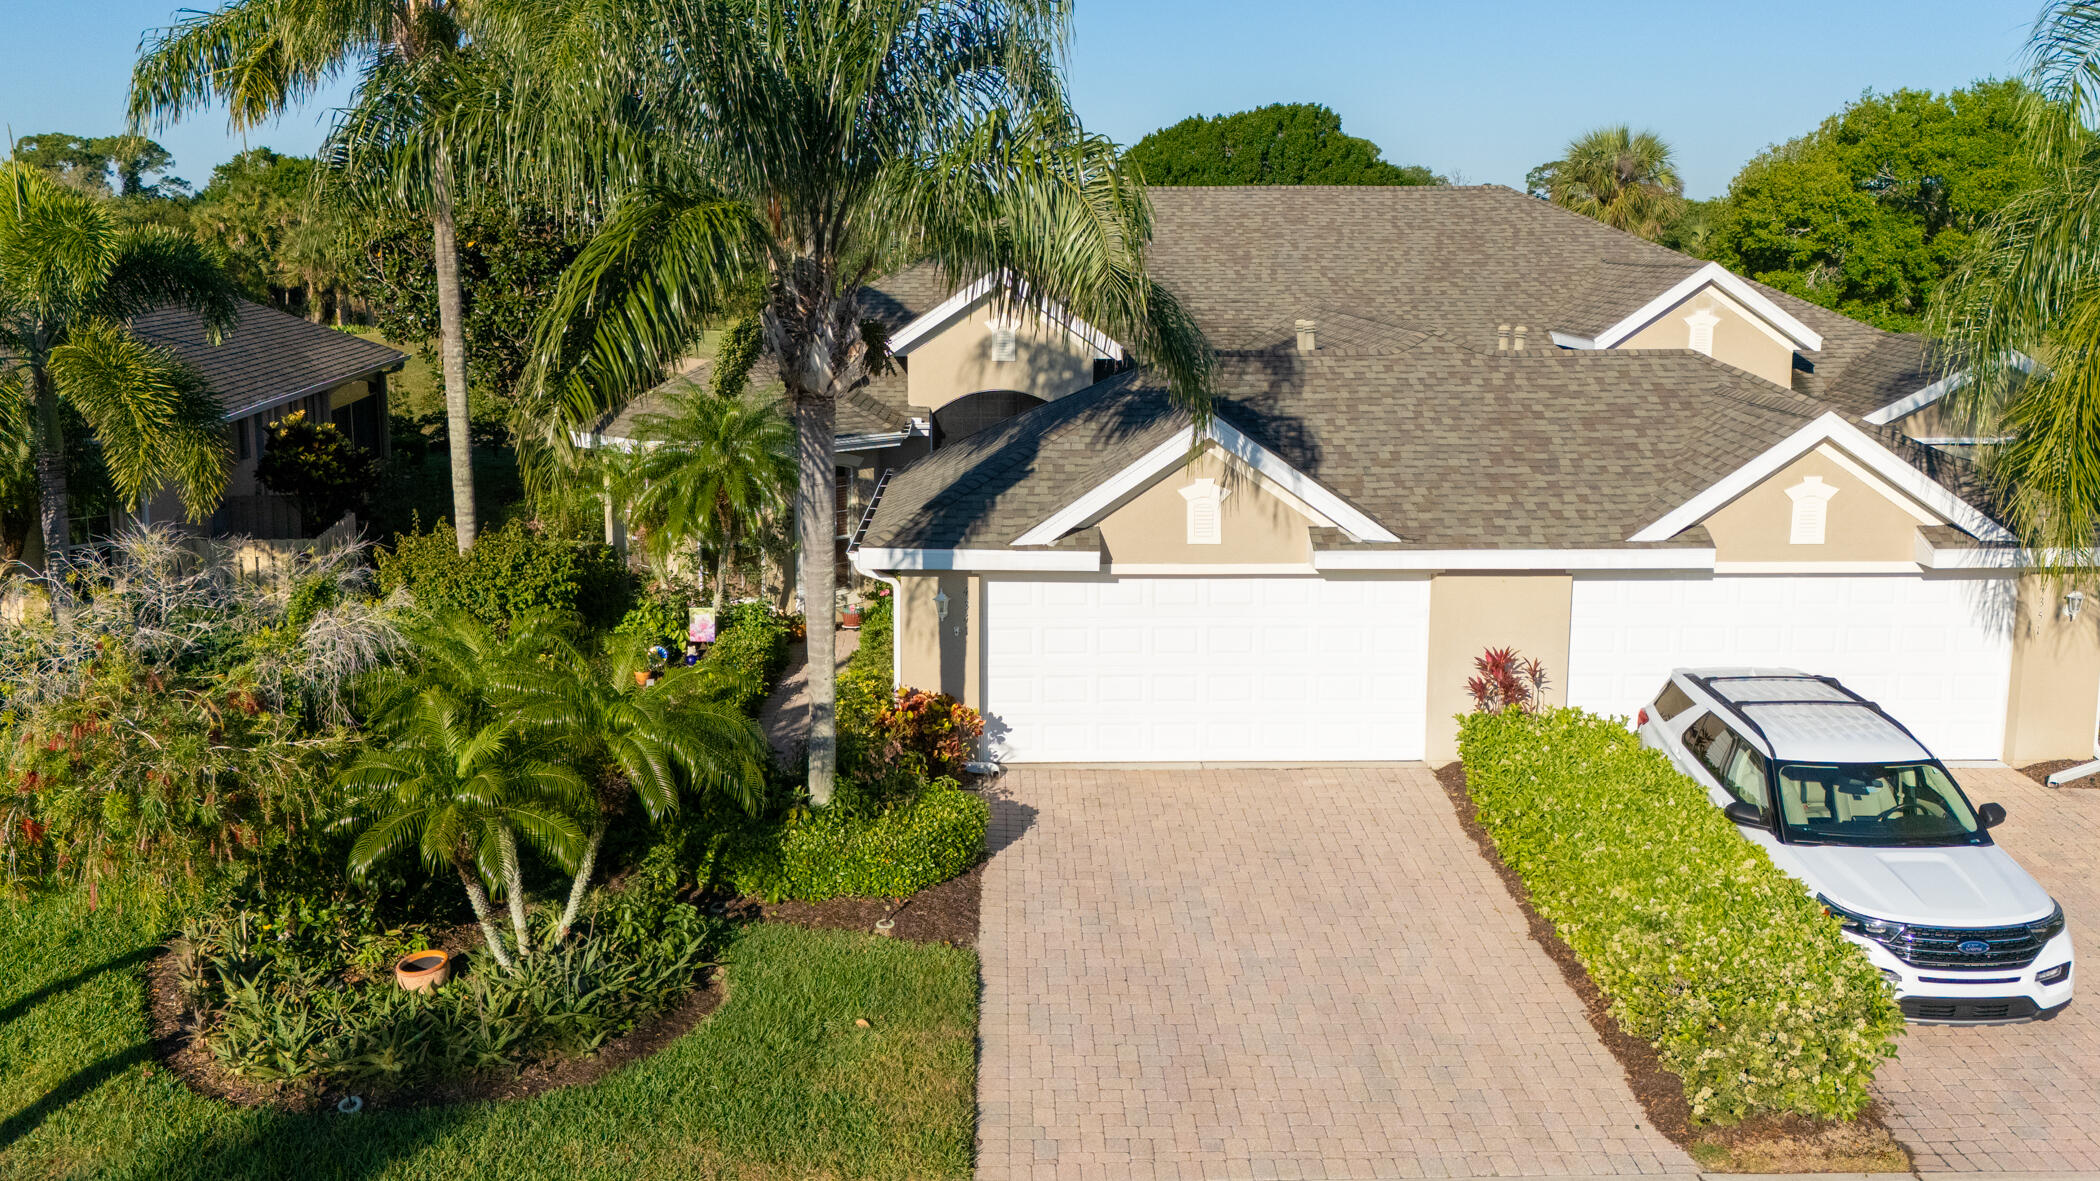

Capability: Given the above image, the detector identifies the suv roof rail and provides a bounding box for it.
[1681,672,1935,761]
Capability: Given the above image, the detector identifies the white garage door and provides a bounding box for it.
[1567,573,2015,760]
[983,576,1430,762]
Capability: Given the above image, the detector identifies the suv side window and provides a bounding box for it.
[1683,712,1769,810]
[1683,712,1731,775]
[1654,682,1696,720]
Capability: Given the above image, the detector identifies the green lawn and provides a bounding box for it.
[0,895,977,1180]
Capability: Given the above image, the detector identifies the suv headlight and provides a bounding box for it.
[1819,895,1907,941]
[2029,902,2066,943]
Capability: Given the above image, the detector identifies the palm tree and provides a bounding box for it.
[1535,126,1686,241]
[1931,2,2100,561]
[343,693,586,971]
[130,0,487,551]
[502,629,768,943]
[626,385,795,609]
[0,164,239,567]
[485,0,1213,804]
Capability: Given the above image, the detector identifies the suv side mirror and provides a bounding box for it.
[1723,801,1766,828]
[1978,802,2007,829]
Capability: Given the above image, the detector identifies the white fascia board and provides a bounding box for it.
[1862,353,2033,426]
[1591,262,1824,352]
[1009,421,1401,548]
[836,431,912,452]
[1924,546,2064,570]
[570,430,651,454]
[1713,560,1925,575]
[1312,547,1716,571]
[853,546,1101,572]
[887,271,1123,359]
[1549,330,1598,350]
[1628,411,2015,545]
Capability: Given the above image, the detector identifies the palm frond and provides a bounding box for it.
[47,318,231,517]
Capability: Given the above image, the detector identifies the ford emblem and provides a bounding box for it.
[1957,940,1992,955]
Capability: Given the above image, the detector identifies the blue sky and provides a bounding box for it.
[4,0,2048,198]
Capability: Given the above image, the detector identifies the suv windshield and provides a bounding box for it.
[1774,761,1984,846]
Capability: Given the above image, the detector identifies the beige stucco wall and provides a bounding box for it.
[904,295,1102,413]
[328,378,372,411]
[1700,446,1930,564]
[1424,574,1574,765]
[1093,448,1318,566]
[893,572,983,707]
[2004,574,2100,766]
[1619,286,1796,387]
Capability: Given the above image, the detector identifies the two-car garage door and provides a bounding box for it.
[1565,574,2015,760]
[983,577,1430,762]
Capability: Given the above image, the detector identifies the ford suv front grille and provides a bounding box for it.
[1876,924,2044,970]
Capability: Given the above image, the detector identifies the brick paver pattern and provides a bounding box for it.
[976,765,1694,1181]
[1872,764,2100,1173]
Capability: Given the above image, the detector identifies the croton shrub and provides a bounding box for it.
[1458,707,1903,1123]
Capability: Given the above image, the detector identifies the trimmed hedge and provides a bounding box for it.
[1458,707,1903,1124]
[725,777,986,902]
[699,602,793,715]
[375,519,631,628]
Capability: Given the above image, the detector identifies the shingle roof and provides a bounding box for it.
[131,301,404,419]
[591,362,910,445]
[862,186,1983,554]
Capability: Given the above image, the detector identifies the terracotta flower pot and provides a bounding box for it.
[394,949,453,993]
[841,610,863,629]
[634,669,652,687]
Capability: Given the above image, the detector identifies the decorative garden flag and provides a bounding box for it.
[689,607,716,644]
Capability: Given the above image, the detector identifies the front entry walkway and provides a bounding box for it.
[975,766,1694,1180]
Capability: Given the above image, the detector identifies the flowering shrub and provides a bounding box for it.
[1458,708,1903,1123]
[874,688,984,780]
[1465,646,1550,713]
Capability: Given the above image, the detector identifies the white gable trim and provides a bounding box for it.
[853,546,1101,572]
[1312,547,1716,572]
[1862,354,2032,427]
[886,271,1122,359]
[1009,420,1401,547]
[1627,411,2013,544]
[1591,262,1824,352]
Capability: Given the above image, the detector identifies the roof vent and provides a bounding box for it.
[1512,325,1528,351]
[1295,319,1316,354]
[1496,324,1511,352]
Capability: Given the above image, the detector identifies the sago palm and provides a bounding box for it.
[130,0,489,550]
[0,164,239,566]
[476,0,1212,803]
[1930,1,2100,564]
[501,628,768,943]
[1541,126,1685,241]
[626,386,795,609]
[343,694,587,972]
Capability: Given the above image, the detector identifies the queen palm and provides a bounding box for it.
[130,0,488,550]
[1931,2,2100,562]
[1538,126,1685,241]
[0,164,239,566]
[488,0,1212,803]
[626,385,795,609]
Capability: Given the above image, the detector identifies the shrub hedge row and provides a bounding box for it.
[1457,707,1904,1124]
[375,520,630,628]
[724,776,986,902]
[697,602,793,716]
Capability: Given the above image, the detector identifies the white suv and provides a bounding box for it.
[1638,669,2073,1024]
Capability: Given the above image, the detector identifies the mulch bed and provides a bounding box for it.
[713,858,982,949]
[143,916,728,1113]
[2021,759,2099,788]
[1432,761,1911,1173]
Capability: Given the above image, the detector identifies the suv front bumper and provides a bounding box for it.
[1851,930,2075,1024]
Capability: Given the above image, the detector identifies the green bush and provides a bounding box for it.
[1458,708,1904,1124]
[725,777,985,902]
[374,518,632,628]
[838,594,894,772]
[698,601,793,715]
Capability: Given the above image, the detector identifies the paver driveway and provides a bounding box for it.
[976,765,1693,1180]
[1873,764,2100,1173]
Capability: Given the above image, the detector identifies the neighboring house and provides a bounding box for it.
[132,301,405,538]
[844,185,2098,768]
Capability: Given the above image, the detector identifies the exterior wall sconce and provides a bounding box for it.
[934,588,950,621]
[2064,591,2085,622]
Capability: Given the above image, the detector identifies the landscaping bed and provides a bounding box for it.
[724,858,982,948]
[2021,759,2098,787]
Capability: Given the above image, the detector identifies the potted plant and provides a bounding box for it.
[839,589,862,629]
[394,948,453,993]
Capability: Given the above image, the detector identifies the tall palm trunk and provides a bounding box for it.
[431,150,477,552]
[795,390,838,803]
[458,863,516,972]
[30,363,68,572]
[498,826,531,958]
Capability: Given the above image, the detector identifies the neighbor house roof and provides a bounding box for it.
[131,301,405,420]
[587,364,912,448]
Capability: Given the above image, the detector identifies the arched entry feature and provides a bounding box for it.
[933,390,1045,446]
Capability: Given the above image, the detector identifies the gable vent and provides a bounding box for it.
[990,325,1018,363]
[1686,307,1720,356]
[1179,478,1230,545]
[1786,475,1839,545]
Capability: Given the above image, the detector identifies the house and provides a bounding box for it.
[844,185,2099,768]
[132,301,405,538]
